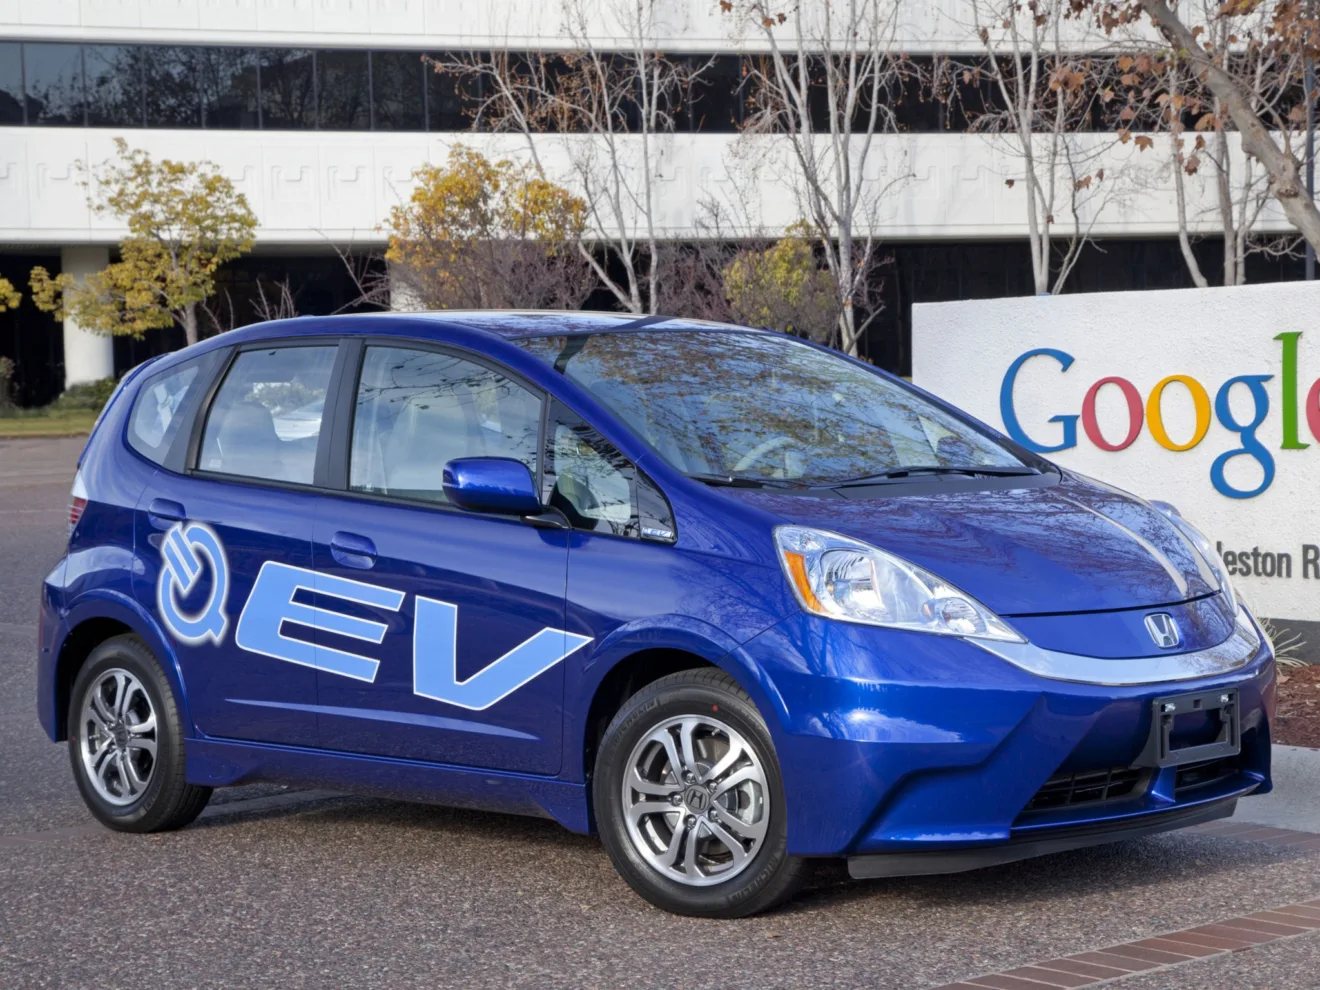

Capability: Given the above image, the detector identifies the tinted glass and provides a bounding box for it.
[84,45,143,127]
[544,404,639,538]
[24,43,84,126]
[199,47,258,128]
[371,50,425,130]
[259,49,315,129]
[318,49,369,130]
[0,43,24,124]
[199,346,337,484]
[521,331,1030,485]
[427,57,470,131]
[144,46,201,128]
[350,346,540,504]
[128,359,203,464]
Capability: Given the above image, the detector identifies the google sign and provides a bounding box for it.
[999,332,1317,500]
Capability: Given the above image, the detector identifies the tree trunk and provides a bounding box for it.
[1141,0,1320,255]
[181,302,199,347]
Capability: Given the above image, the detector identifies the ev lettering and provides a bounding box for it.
[159,528,591,708]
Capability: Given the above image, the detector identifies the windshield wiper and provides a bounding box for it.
[686,472,805,490]
[824,465,1042,487]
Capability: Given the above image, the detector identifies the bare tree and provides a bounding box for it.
[432,0,712,313]
[1085,0,1320,255]
[200,276,299,334]
[947,0,1123,295]
[724,0,910,356]
[1118,2,1305,286]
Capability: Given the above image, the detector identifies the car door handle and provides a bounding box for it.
[147,498,186,527]
[330,531,377,569]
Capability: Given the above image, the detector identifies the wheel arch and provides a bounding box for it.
[575,618,793,787]
[51,592,189,741]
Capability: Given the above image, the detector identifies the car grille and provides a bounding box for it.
[1025,766,1147,812]
[1174,756,1240,794]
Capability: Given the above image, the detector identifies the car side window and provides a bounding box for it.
[198,345,337,485]
[127,357,205,465]
[349,345,541,504]
[544,403,675,541]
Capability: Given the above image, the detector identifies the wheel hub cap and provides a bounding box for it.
[682,785,710,813]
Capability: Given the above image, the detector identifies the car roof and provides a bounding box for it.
[212,311,771,348]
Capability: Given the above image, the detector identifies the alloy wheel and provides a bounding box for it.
[620,714,769,887]
[77,668,158,807]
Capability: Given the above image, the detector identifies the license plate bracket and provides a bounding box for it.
[1136,687,1240,768]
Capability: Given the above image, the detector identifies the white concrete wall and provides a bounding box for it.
[911,282,1320,623]
[0,127,1292,247]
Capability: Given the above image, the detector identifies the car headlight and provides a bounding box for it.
[1149,501,1239,615]
[774,526,1024,642]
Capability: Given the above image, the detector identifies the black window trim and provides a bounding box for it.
[185,335,347,494]
[321,334,558,524]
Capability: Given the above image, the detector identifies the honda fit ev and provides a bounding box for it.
[38,312,1274,917]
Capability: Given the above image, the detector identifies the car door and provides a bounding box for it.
[309,340,574,775]
[135,339,343,748]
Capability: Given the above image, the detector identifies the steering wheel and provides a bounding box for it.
[732,435,802,477]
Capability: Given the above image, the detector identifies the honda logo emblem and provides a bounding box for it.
[1145,613,1182,650]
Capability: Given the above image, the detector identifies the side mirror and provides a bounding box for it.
[442,457,543,515]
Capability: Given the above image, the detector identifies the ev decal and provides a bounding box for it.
[160,527,591,708]
[413,597,592,711]
[235,561,406,683]
[158,522,230,645]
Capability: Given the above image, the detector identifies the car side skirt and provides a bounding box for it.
[185,738,591,834]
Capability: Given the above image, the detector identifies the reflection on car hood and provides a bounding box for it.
[721,474,1218,616]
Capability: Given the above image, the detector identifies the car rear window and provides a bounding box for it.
[127,357,205,465]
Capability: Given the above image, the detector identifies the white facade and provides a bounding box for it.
[0,128,1293,249]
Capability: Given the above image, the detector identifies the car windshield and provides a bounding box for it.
[518,330,1034,486]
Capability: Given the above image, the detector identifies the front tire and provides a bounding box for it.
[593,669,808,917]
[67,634,212,832]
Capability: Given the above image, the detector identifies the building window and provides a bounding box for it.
[318,49,370,130]
[199,47,259,129]
[0,42,23,125]
[145,47,202,128]
[24,42,85,126]
[84,45,145,127]
[427,56,472,132]
[371,50,426,131]
[258,48,316,130]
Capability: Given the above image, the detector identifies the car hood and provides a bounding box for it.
[720,474,1218,616]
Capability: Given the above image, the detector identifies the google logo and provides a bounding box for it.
[999,332,1319,500]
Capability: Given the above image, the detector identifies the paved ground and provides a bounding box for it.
[2,436,1319,990]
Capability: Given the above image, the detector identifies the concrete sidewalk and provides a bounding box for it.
[1233,745,1320,833]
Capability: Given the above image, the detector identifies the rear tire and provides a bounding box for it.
[67,634,212,832]
[593,668,809,917]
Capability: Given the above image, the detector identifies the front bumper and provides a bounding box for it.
[848,792,1245,878]
[736,607,1276,858]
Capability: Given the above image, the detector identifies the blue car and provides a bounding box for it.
[38,313,1275,917]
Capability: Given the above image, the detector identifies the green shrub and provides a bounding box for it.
[53,376,120,412]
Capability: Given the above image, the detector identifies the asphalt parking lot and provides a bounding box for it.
[2,436,1319,990]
